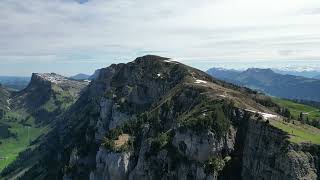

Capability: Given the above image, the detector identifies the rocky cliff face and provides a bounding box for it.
[0,84,10,111]
[12,73,88,108]
[8,73,89,124]
[242,119,319,180]
[2,55,319,180]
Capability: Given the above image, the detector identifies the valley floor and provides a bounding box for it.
[0,111,49,171]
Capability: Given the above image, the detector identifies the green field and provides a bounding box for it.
[271,98,320,145]
[0,112,49,171]
[273,98,320,120]
[271,120,320,145]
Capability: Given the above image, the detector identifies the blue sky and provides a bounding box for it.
[0,0,320,76]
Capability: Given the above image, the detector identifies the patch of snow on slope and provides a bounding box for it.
[245,109,278,120]
[164,59,178,64]
[195,79,207,84]
[36,73,67,84]
[6,99,11,110]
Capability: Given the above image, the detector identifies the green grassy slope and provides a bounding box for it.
[273,98,320,120]
[271,120,320,145]
[0,89,75,172]
[270,98,320,145]
[0,111,49,171]
[0,74,88,173]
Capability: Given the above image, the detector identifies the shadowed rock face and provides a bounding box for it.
[2,55,319,180]
[242,121,319,179]
[241,119,318,180]
[0,84,10,111]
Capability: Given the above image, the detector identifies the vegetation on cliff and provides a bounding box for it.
[2,55,319,179]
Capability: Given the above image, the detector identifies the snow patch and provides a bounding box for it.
[245,109,278,120]
[195,79,207,84]
[164,59,178,64]
[6,99,11,110]
[157,73,161,77]
[36,73,67,84]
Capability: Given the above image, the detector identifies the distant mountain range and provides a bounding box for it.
[207,67,320,102]
[273,69,320,79]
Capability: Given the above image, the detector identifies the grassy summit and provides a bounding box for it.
[2,56,320,179]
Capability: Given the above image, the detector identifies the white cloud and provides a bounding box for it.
[0,0,320,75]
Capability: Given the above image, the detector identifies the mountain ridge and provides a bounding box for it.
[2,55,319,180]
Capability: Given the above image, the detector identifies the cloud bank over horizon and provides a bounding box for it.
[0,0,320,75]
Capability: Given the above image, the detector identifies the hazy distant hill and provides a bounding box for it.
[70,73,91,80]
[314,74,320,79]
[207,67,320,102]
[0,76,30,91]
[70,70,100,80]
[273,69,320,78]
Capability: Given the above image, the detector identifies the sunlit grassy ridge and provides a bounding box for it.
[273,98,320,120]
[270,120,320,145]
[269,98,320,145]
